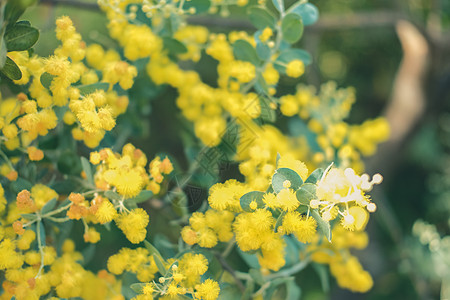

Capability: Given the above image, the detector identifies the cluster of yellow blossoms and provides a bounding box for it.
[182,155,381,282]
[280,82,390,172]
[5,15,133,152]
[0,236,123,299]
[0,0,391,298]
[107,248,220,300]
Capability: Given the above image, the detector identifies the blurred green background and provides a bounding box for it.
[24,0,450,299]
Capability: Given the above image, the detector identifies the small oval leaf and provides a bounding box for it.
[248,6,277,29]
[305,168,324,184]
[296,183,316,205]
[1,56,22,80]
[4,24,39,51]
[240,191,265,212]
[281,13,304,44]
[232,39,261,66]
[272,168,303,193]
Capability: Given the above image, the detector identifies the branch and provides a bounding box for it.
[39,0,99,10]
[215,254,246,292]
[187,11,403,31]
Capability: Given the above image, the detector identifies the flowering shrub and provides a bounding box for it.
[0,0,389,299]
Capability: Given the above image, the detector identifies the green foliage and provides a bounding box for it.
[272,168,303,193]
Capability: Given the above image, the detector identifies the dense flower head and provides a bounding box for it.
[115,208,149,244]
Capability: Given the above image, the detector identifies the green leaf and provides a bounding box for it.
[281,13,303,44]
[248,6,277,29]
[182,0,210,13]
[104,190,122,201]
[16,20,31,26]
[311,209,331,242]
[232,39,260,66]
[286,277,302,300]
[0,37,7,69]
[41,198,57,215]
[242,278,255,300]
[144,240,164,260]
[130,283,146,294]
[162,37,188,55]
[264,277,289,300]
[312,263,329,292]
[305,168,324,184]
[76,82,109,96]
[218,283,241,299]
[4,3,26,25]
[272,168,303,193]
[11,177,33,194]
[129,190,153,204]
[80,157,94,186]
[1,56,22,80]
[153,254,166,275]
[259,96,276,122]
[81,244,96,266]
[276,153,281,167]
[21,213,37,221]
[240,191,265,212]
[296,183,316,205]
[40,72,55,89]
[256,41,271,61]
[4,24,39,51]
[37,220,46,247]
[290,3,319,26]
[271,0,284,12]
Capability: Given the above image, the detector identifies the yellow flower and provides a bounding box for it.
[115,208,149,244]
[195,279,220,300]
[95,199,117,224]
[84,228,101,243]
[276,188,299,211]
[286,59,305,78]
[294,216,317,243]
[259,27,273,42]
[114,168,144,198]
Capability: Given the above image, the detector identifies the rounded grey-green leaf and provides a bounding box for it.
[232,39,261,66]
[4,24,39,52]
[76,82,110,96]
[40,72,55,89]
[272,168,303,193]
[162,37,188,55]
[290,3,319,26]
[256,41,271,61]
[305,168,324,184]
[240,191,265,212]
[248,6,277,30]
[296,183,316,205]
[310,209,331,242]
[1,56,22,80]
[281,13,304,44]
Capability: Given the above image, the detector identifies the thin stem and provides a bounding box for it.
[42,202,72,218]
[221,237,235,258]
[216,255,246,292]
[0,148,14,170]
[35,220,45,278]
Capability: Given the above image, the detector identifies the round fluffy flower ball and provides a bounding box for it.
[115,208,149,243]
